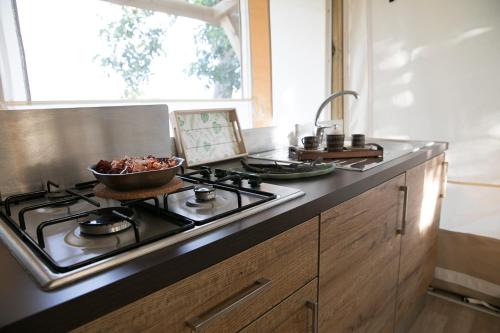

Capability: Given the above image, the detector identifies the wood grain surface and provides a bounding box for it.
[73,217,319,333]
[248,0,273,128]
[93,177,184,200]
[294,147,383,161]
[240,278,318,333]
[396,154,445,333]
[319,174,405,333]
[170,109,247,168]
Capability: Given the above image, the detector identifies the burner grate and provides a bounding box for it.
[159,169,276,225]
[0,181,195,273]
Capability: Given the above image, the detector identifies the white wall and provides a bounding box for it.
[346,0,500,184]
[0,0,29,102]
[270,0,329,136]
[345,0,500,234]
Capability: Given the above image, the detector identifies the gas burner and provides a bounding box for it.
[35,201,86,215]
[35,207,63,214]
[78,207,134,236]
[45,192,80,208]
[186,194,232,211]
[45,181,75,202]
[65,228,121,249]
[44,181,97,208]
[45,191,81,207]
[46,191,75,200]
[193,185,216,202]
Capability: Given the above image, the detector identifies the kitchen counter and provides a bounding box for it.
[0,139,447,332]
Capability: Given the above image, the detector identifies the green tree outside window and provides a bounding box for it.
[96,1,241,98]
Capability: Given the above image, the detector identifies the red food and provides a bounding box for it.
[95,156,178,174]
[95,160,112,173]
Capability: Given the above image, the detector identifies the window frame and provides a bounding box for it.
[0,0,31,105]
[331,0,344,121]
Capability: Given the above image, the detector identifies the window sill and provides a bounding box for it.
[1,99,253,110]
[1,99,256,129]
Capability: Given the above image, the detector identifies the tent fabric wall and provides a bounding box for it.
[345,0,500,305]
[434,183,500,305]
[434,229,500,307]
[344,0,500,184]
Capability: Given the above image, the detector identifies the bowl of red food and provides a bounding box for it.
[88,155,183,191]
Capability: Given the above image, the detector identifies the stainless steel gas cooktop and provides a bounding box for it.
[0,167,304,290]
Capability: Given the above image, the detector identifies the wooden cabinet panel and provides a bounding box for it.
[73,217,319,333]
[319,174,405,333]
[240,278,318,333]
[395,154,445,333]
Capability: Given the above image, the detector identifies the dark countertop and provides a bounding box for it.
[0,140,447,333]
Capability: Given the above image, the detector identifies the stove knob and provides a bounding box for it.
[231,175,242,186]
[214,169,227,178]
[200,166,212,178]
[248,175,262,188]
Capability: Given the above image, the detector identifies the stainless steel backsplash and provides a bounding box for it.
[0,105,173,196]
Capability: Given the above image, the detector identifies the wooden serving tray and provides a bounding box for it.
[171,109,247,168]
[94,177,184,200]
[289,144,383,161]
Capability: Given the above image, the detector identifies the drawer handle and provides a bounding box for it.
[397,185,408,235]
[306,300,319,333]
[186,278,272,332]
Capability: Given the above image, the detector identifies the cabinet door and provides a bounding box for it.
[395,154,445,333]
[240,278,318,333]
[73,218,319,333]
[319,174,405,333]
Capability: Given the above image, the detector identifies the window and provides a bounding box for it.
[0,0,275,129]
[13,0,248,100]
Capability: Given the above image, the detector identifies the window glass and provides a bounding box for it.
[16,0,243,101]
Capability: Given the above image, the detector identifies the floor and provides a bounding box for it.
[409,295,500,333]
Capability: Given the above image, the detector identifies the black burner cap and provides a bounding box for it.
[79,207,134,236]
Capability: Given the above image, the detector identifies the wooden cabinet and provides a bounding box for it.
[240,278,318,333]
[318,174,405,332]
[317,154,446,333]
[73,217,319,333]
[395,154,445,333]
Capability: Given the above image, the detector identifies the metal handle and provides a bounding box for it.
[398,185,408,235]
[440,161,449,198]
[186,278,271,332]
[306,300,319,333]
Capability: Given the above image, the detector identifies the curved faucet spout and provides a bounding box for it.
[314,90,360,127]
[314,90,359,146]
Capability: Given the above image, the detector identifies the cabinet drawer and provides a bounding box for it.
[73,217,319,333]
[240,278,318,333]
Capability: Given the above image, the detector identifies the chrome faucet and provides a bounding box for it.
[314,90,360,145]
